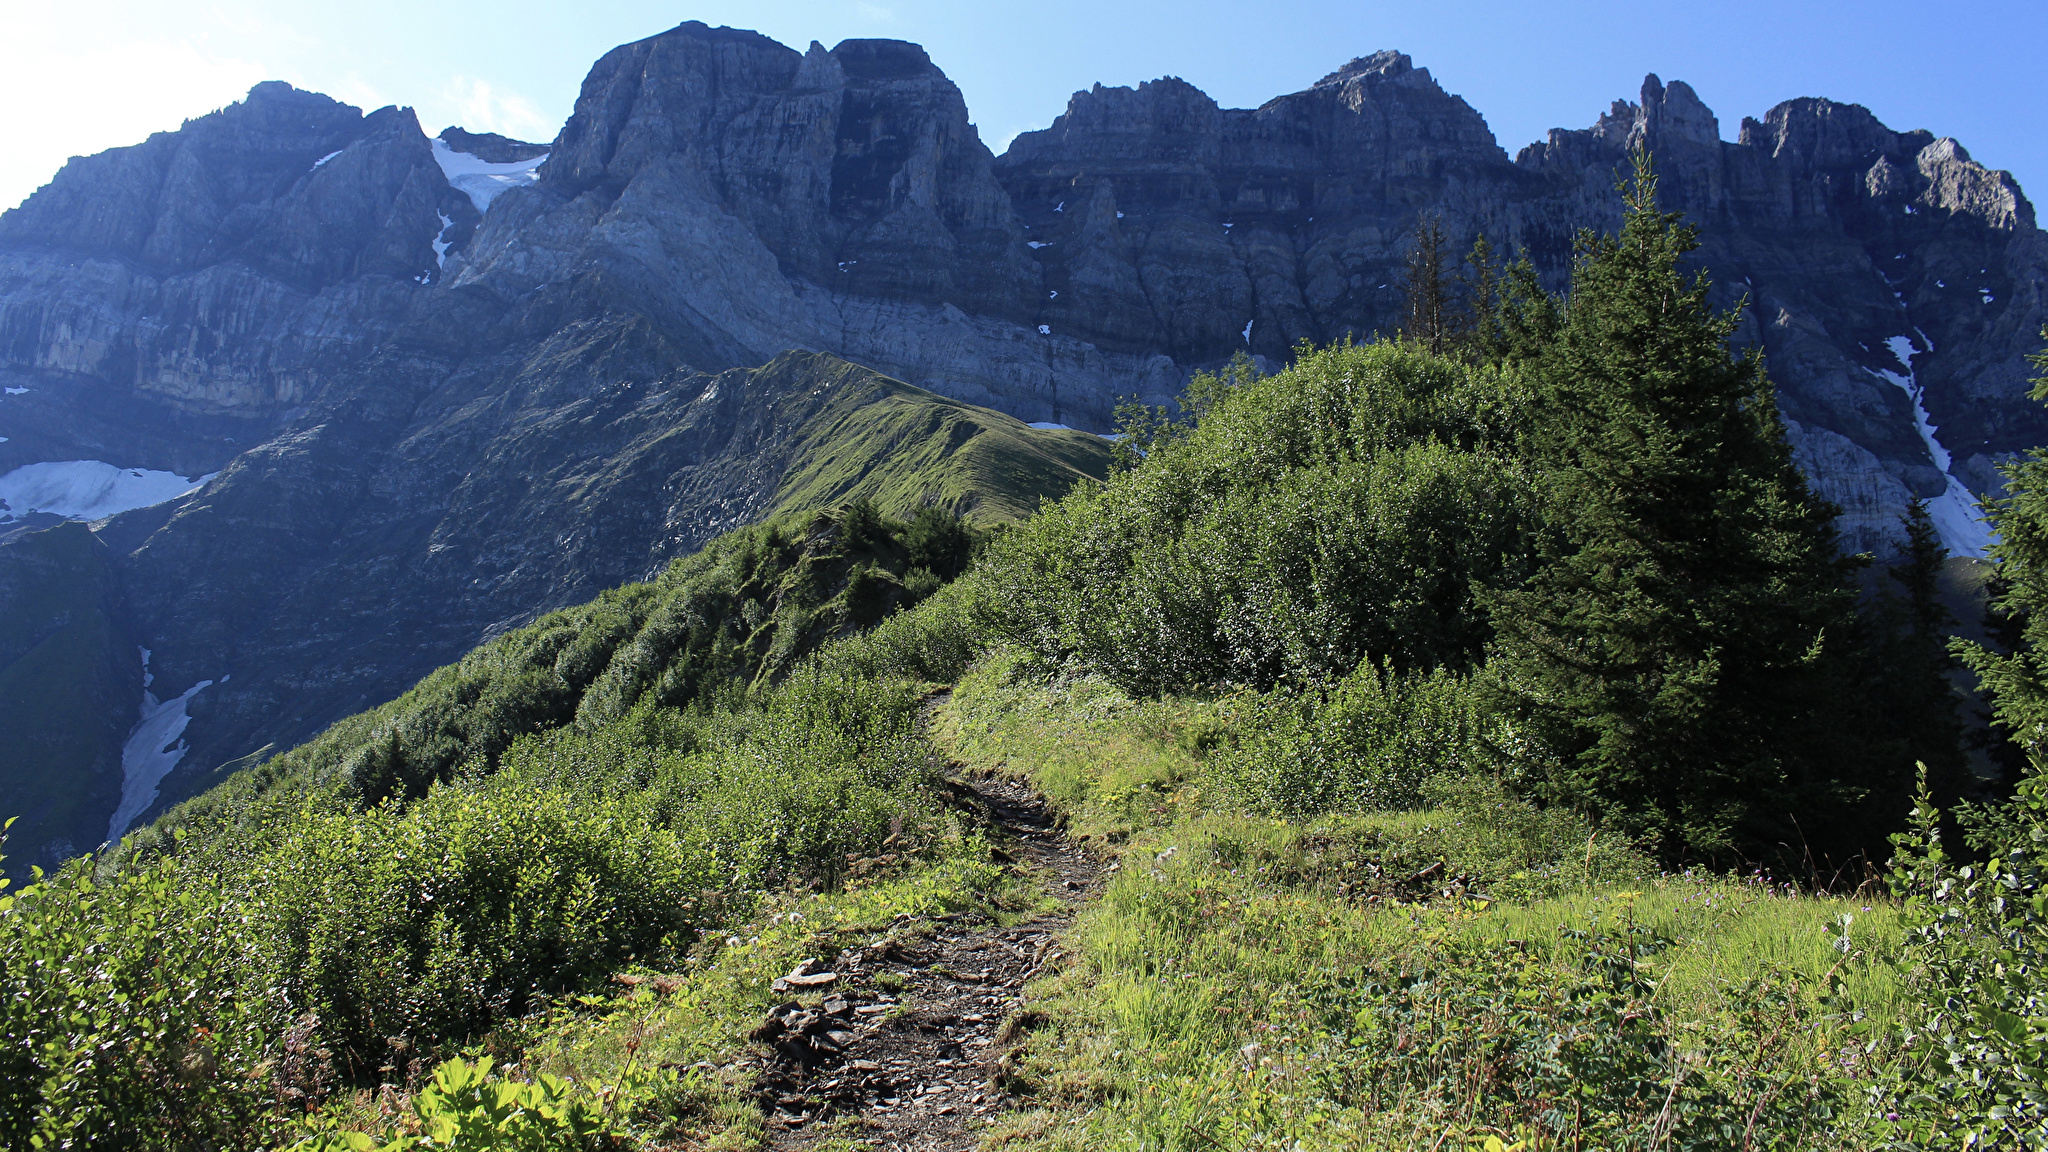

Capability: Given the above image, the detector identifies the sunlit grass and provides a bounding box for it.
[938,660,1907,1150]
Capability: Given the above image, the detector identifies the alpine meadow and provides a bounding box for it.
[2,18,2046,1152]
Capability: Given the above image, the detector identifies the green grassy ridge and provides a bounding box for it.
[128,503,984,855]
[0,348,1112,876]
[766,354,1114,523]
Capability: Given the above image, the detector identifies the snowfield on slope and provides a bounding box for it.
[431,137,548,213]
[1875,336,1996,558]
[0,461,216,523]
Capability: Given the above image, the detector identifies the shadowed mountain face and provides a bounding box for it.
[0,20,2041,863]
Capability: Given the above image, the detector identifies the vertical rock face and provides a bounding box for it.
[1000,64,2047,552]
[0,522,135,879]
[0,20,2043,861]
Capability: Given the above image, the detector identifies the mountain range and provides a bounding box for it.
[0,20,2041,872]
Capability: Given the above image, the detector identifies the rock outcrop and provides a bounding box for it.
[0,21,2042,862]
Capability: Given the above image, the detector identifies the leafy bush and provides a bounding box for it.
[225,667,939,1073]
[816,576,988,686]
[295,1057,616,1151]
[0,837,284,1149]
[1208,661,1491,817]
[238,782,707,1072]
[1874,774,2048,1148]
[978,341,1537,694]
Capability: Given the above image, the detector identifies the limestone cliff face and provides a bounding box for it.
[0,82,471,476]
[998,63,2046,550]
[0,21,2042,856]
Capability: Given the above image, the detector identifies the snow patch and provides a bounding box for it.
[107,649,212,842]
[1243,319,1254,343]
[1027,241,1050,249]
[4,387,28,395]
[312,149,343,169]
[1028,421,1073,431]
[430,137,548,213]
[1980,289,1995,304]
[0,461,216,523]
[1037,324,1051,335]
[1876,335,1995,557]
[431,211,454,269]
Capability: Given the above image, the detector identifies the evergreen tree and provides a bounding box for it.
[903,504,974,580]
[1403,213,1456,355]
[1882,499,1969,809]
[1483,152,1876,862]
[1957,333,2048,779]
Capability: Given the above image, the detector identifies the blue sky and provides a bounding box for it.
[4,1,2043,213]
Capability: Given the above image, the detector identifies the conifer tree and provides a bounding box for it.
[1883,499,1969,807]
[1403,213,1455,355]
[1957,334,2048,779]
[1483,152,1873,862]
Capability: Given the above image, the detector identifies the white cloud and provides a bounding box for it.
[433,76,554,141]
[855,2,897,22]
[0,32,270,212]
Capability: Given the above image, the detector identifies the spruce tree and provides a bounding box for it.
[1402,213,1455,355]
[1483,152,1872,862]
[1957,334,2048,779]
[1883,499,1969,808]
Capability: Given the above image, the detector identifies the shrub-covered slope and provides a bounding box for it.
[137,501,986,851]
[3,179,2041,1150]
[1,348,1112,874]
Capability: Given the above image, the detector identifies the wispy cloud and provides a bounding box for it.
[856,2,897,22]
[436,76,554,140]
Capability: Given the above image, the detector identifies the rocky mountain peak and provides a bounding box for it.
[1592,74,1721,151]
[1314,49,1422,88]
[436,127,547,163]
[1916,138,2034,231]
[1739,97,1904,172]
[830,38,939,81]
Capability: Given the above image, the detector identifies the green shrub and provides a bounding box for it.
[240,782,705,1072]
[978,342,1537,694]
[0,837,285,1149]
[1209,661,1491,817]
[817,576,990,685]
[295,1056,616,1151]
[1873,774,2048,1147]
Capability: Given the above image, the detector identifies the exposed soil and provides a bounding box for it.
[752,764,1103,1151]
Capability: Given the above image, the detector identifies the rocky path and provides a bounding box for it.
[752,769,1102,1151]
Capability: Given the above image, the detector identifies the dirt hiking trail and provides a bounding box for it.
[751,743,1103,1151]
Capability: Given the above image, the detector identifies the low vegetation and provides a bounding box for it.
[2,155,2043,1148]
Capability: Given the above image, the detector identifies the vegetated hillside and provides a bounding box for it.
[0,348,1111,876]
[4,19,2042,895]
[137,499,986,852]
[2,177,2041,1150]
